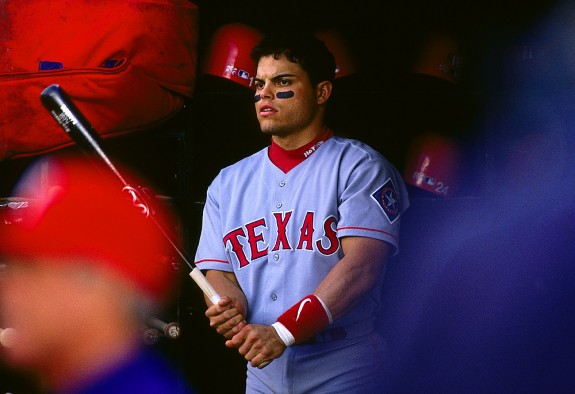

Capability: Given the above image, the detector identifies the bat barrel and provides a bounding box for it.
[39,84,221,302]
[40,84,128,185]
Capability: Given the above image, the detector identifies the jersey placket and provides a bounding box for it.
[266,172,292,317]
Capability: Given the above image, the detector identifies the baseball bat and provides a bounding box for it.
[39,84,221,305]
[147,317,182,340]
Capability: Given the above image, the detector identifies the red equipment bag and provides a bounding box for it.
[0,0,198,160]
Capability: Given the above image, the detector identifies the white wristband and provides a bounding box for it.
[271,322,295,347]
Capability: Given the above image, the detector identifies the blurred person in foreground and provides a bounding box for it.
[0,154,195,394]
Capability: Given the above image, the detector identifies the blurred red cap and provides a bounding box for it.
[0,155,176,301]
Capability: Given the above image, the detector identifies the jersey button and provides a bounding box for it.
[273,254,280,261]
[276,202,282,209]
[271,293,278,301]
[279,181,286,187]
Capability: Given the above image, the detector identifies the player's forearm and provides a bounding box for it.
[271,238,387,347]
[205,270,248,311]
[315,237,389,320]
[315,259,381,320]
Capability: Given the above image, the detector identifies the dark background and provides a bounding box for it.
[2,0,575,393]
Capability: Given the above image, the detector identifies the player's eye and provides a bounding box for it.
[278,79,291,87]
[254,80,264,90]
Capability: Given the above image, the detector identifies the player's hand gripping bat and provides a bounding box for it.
[39,84,221,305]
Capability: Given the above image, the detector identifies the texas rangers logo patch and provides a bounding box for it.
[372,179,401,224]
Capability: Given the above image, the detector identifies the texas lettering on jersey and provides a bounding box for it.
[223,211,339,268]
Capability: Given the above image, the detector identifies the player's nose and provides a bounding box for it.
[258,83,274,100]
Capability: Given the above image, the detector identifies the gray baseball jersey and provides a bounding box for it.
[194,134,409,330]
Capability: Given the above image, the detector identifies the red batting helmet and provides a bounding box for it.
[413,32,464,84]
[403,132,464,197]
[200,23,263,89]
[314,29,358,79]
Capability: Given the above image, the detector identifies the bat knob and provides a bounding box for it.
[163,322,182,340]
[143,328,161,345]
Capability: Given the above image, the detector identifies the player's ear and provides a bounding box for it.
[316,81,332,105]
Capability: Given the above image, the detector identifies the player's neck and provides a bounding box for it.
[272,124,327,151]
[269,127,332,173]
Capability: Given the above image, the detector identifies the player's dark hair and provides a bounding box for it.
[250,31,336,86]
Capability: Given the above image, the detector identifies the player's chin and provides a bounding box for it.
[258,118,278,133]
[260,123,287,137]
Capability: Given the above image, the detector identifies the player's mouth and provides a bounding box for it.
[258,104,277,117]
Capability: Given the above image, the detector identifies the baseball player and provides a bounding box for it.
[194,31,409,393]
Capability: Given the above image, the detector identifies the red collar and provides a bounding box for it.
[268,128,333,173]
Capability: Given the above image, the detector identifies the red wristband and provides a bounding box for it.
[276,294,332,344]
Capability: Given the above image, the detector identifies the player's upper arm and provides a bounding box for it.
[341,236,390,278]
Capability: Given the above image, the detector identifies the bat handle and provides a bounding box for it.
[189,267,221,304]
